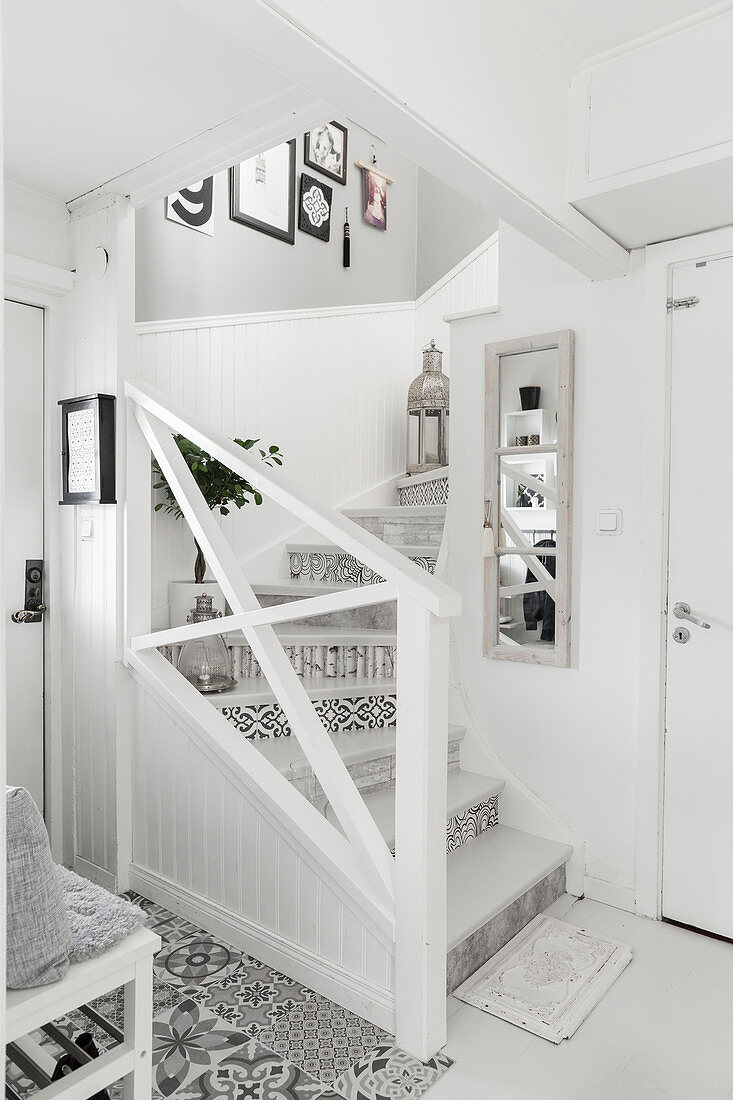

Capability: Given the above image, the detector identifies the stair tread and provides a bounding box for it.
[447,825,572,950]
[341,506,446,519]
[252,581,366,597]
[287,542,438,557]
[249,724,467,778]
[212,675,397,709]
[226,624,396,645]
[325,768,505,847]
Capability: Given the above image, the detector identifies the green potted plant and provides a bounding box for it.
[153,434,283,625]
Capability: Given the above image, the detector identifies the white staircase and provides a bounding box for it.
[126,383,573,1062]
[208,467,571,995]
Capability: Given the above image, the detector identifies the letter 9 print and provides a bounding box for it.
[166,177,215,235]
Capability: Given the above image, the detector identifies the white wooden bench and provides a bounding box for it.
[5,927,160,1100]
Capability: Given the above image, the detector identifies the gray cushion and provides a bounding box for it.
[57,865,145,962]
[6,786,71,988]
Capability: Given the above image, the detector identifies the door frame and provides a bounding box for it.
[636,225,733,918]
[5,255,75,865]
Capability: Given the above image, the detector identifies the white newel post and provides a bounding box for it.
[394,594,449,1061]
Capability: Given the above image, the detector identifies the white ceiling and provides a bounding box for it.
[531,0,722,62]
[3,0,296,203]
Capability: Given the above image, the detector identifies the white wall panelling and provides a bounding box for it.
[128,676,397,1028]
[55,197,136,885]
[136,235,499,623]
[414,233,499,378]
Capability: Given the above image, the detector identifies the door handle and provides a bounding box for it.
[11,605,46,624]
[673,602,711,630]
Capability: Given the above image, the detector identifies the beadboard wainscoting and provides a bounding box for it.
[128,677,397,1030]
[136,233,499,627]
[414,233,499,377]
[137,304,415,622]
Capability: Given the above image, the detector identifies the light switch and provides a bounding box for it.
[81,518,94,541]
[597,509,622,535]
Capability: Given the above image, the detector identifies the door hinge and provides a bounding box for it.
[666,296,700,313]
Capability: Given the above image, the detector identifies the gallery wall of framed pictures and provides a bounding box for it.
[165,120,394,259]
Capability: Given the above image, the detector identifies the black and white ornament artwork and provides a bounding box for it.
[298,172,332,241]
[166,177,214,235]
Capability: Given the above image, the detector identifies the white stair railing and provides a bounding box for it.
[124,379,461,1060]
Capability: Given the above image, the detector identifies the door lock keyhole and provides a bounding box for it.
[673,626,690,644]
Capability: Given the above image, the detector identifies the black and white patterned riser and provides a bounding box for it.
[446,796,499,852]
[158,642,396,680]
[397,477,449,507]
[229,642,395,679]
[222,693,397,739]
[289,550,436,585]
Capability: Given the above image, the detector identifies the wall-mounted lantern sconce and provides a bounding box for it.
[59,393,116,505]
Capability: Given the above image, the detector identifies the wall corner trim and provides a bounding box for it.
[583,875,636,914]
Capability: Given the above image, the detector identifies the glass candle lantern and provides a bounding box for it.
[177,593,237,693]
[405,340,450,475]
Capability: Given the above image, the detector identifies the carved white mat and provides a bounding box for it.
[454,914,632,1043]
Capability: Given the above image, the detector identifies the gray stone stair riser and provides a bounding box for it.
[347,515,445,547]
[291,734,464,807]
[446,864,566,994]
[256,591,396,631]
[289,550,436,585]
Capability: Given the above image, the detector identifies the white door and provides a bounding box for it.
[663,255,733,936]
[4,300,45,810]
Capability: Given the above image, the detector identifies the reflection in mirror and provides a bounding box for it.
[484,332,574,667]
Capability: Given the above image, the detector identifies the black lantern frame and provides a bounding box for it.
[59,393,116,505]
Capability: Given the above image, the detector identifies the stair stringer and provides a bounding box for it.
[126,661,397,1032]
[437,528,586,896]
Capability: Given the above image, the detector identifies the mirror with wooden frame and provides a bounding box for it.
[484,330,574,666]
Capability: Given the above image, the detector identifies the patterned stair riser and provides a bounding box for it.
[230,642,395,680]
[388,794,499,857]
[289,551,436,585]
[159,643,396,680]
[446,796,499,852]
[257,592,397,632]
[222,693,397,739]
[397,476,449,507]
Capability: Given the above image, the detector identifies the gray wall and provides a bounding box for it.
[415,168,498,296]
[135,123,418,321]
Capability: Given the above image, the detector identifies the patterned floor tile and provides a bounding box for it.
[123,892,205,946]
[255,996,388,1086]
[154,933,245,993]
[175,1037,326,1099]
[332,1044,454,1100]
[191,958,315,1037]
[153,997,250,1097]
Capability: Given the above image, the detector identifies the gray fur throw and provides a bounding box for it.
[57,865,146,962]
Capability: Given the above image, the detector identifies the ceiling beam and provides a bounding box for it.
[169,0,629,281]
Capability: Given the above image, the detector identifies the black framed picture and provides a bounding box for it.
[166,177,214,235]
[298,173,333,241]
[304,122,348,186]
[58,394,116,505]
[229,140,296,244]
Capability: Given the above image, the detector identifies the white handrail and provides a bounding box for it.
[131,582,397,652]
[125,379,460,619]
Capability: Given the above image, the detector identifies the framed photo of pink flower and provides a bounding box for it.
[362,167,387,231]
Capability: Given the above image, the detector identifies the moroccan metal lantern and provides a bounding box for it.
[177,593,236,693]
[405,339,450,475]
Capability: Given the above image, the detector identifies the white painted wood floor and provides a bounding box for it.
[429,895,733,1099]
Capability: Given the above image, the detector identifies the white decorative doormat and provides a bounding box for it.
[454,915,632,1043]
